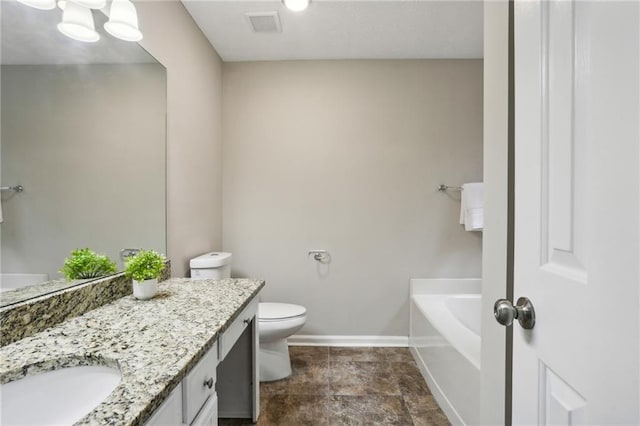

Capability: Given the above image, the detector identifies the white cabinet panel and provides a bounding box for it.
[191,394,218,426]
[183,342,218,425]
[218,298,258,361]
[145,384,183,426]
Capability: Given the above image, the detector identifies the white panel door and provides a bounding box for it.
[513,0,639,424]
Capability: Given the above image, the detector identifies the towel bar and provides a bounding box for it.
[438,184,462,192]
[0,185,23,193]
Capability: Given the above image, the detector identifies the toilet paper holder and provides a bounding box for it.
[308,250,331,264]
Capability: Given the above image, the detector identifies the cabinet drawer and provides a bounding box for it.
[183,342,218,425]
[218,297,258,361]
[191,393,218,426]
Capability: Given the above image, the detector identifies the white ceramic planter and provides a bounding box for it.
[132,278,158,300]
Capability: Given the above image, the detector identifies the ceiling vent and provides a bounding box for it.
[245,12,282,33]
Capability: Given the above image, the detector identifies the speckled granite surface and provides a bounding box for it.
[0,278,264,425]
[1,261,172,309]
[0,262,172,347]
[1,278,93,308]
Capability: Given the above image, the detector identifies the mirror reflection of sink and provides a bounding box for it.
[1,365,121,425]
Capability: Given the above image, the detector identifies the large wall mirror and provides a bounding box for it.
[0,2,167,306]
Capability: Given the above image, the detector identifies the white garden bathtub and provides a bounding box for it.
[409,278,481,426]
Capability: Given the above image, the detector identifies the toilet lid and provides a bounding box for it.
[259,303,306,320]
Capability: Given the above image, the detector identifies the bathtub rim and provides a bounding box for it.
[412,293,481,370]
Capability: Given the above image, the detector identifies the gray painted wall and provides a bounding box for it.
[1,64,166,279]
[222,60,483,336]
[137,1,224,277]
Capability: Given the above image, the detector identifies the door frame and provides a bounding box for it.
[480,0,512,424]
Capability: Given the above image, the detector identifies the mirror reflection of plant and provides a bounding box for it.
[125,249,166,282]
[60,248,117,281]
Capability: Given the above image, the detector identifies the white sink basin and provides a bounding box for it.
[1,365,121,425]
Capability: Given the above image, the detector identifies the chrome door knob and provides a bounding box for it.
[494,297,536,329]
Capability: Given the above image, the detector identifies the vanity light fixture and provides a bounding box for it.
[16,0,56,10]
[104,0,142,42]
[16,0,143,43]
[282,0,310,12]
[71,0,105,9]
[57,1,100,43]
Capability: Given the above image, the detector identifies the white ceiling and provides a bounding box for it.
[181,0,484,62]
[1,1,156,65]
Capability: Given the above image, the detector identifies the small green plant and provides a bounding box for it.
[60,248,117,281]
[125,249,166,282]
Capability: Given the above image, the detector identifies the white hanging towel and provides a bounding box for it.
[460,182,484,231]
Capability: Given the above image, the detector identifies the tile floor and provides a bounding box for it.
[221,346,450,425]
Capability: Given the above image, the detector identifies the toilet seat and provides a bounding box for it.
[259,303,306,322]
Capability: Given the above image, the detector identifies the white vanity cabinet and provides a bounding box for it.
[183,342,219,425]
[146,384,183,425]
[146,296,259,426]
[146,341,217,426]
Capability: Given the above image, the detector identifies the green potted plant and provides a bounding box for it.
[125,249,166,300]
[60,248,117,281]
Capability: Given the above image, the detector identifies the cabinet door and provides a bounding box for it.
[145,384,183,426]
[191,394,218,426]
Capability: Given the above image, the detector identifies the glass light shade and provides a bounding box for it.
[57,2,100,43]
[70,0,106,9]
[104,0,142,42]
[283,0,310,12]
[16,0,56,10]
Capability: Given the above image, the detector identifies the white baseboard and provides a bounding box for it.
[288,335,409,347]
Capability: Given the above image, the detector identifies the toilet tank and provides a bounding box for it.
[190,252,232,280]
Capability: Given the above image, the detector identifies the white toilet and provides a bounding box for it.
[258,302,306,382]
[190,252,307,382]
[190,251,232,279]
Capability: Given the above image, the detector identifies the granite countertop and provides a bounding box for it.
[0,278,88,308]
[0,278,264,425]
